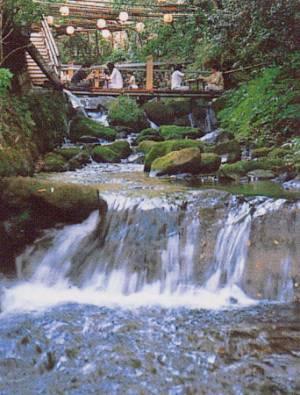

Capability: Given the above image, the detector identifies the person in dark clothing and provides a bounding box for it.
[71,63,92,86]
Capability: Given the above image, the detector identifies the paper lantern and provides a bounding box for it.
[59,6,70,16]
[163,14,173,24]
[97,19,106,29]
[119,11,129,23]
[136,22,145,33]
[102,29,112,39]
[66,26,75,35]
[46,16,54,26]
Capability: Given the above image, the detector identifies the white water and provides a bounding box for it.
[0,197,292,314]
[63,89,87,117]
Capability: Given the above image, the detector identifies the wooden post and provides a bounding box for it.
[146,55,153,91]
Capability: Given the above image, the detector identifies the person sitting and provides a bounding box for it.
[127,73,138,89]
[198,64,224,92]
[70,63,92,87]
[171,65,189,90]
[106,62,123,89]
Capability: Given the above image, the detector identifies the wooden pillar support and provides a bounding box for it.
[146,55,153,91]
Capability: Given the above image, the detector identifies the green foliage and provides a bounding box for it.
[69,116,117,142]
[108,96,147,130]
[0,69,13,96]
[159,125,202,140]
[219,64,300,143]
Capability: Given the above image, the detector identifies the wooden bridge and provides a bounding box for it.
[25,17,221,100]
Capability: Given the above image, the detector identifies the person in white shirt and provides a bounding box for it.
[171,65,189,90]
[106,62,123,89]
[127,73,138,89]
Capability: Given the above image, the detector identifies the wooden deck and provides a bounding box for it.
[69,88,222,99]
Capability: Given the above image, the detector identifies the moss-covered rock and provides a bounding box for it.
[267,147,291,159]
[69,116,117,142]
[213,140,241,163]
[143,101,174,125]
[135,128,164,145]
[108,96,148,131]
[68,151,91,170]
[92,141,132,163]
[159,125,203,140]
[218,158,287,181]
[54,147,84,160]
[137,140,158,154]
[199,153,221,173]
[151,148,202,176]
[42,153,67,172]
[0,177,107,224]
[144,139,205,172]
[251,147,273,158]
[0,148,34,177]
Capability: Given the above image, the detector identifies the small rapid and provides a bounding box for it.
[1,193,296,314]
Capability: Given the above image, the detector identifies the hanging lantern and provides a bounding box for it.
[136,22,145,33]
[163,14,173,24]
[96,18,106,29]
[119,11,129,23]
[59,6,70,16]
[66,26,75,35]
[46,16,54,26]
[102,29,112,39]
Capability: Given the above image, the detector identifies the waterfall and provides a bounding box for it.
[204,105,217,133]
[63,89,87,117]
[1,196,296,313]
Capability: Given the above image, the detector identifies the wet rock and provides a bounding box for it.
[41,153,67,172]
[213,140,241,163]
[137,140,158,154]
[251,147,273,159]
[159,125,203,140]
[78,136,100,144]
[92,141,132,163]
[0,177,107,225]
[54,147,84,160]
[151,148,202,176]
[201,129,234,145]
[69,116,117,142]
[144,139,205,172]
[68,152,91,170]
[135,128,164,145]
[247,169,275,180]
[198,153,221,173]
[144,101,175,125]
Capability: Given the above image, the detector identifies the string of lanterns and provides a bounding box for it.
[47,6,173,37]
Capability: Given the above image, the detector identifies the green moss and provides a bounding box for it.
[91,141,131,163]
[135,128,164,144]
[43,153,67,172]
[199,153,221,173]
[219,158,286,180]
[251,147,273,158]
[267,147,291,159]
[159,125,202,140]
[69,116,117,142]
[108,96,147,131]
[0,177,107,224]
[144,139,205,172]
[54,147,84,160]
[165,99,192,117]
[151,148,202,175]
[137,140,158,154]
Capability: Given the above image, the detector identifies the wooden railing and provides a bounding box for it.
[41,16,60,76]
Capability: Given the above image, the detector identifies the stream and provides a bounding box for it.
[0,100,299,394]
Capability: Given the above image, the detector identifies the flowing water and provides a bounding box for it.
[0,96,299,393]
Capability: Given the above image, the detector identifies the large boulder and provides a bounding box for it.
[108,96,148,131]
[135,128,164,145]
[143,101,174,125]
[144,139,206,172]
[0,177,107,225]
[92,141,132,163]
[159,125,204,140]
[151,148,202,176]
[199,153,221,173]
[42,153,67,172]
[69,116,117,142]
[137,140,158,154]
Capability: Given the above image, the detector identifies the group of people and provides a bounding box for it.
[71,61,224,92]
[171,64,224,92]
[71,62,136,90]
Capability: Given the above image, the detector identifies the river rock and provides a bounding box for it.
[0,177,107,225]
[69,116,117,142]
[213,140,241,163]
[159,125,203,140]
[144,139,206,172]
[41,153,67,172]
[92,141,132,163]
[247,169,275,180]
[199,153,221,173]
[151,148,202,176]
[68,152,91,170]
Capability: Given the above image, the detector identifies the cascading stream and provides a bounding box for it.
[1,195,295,313]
